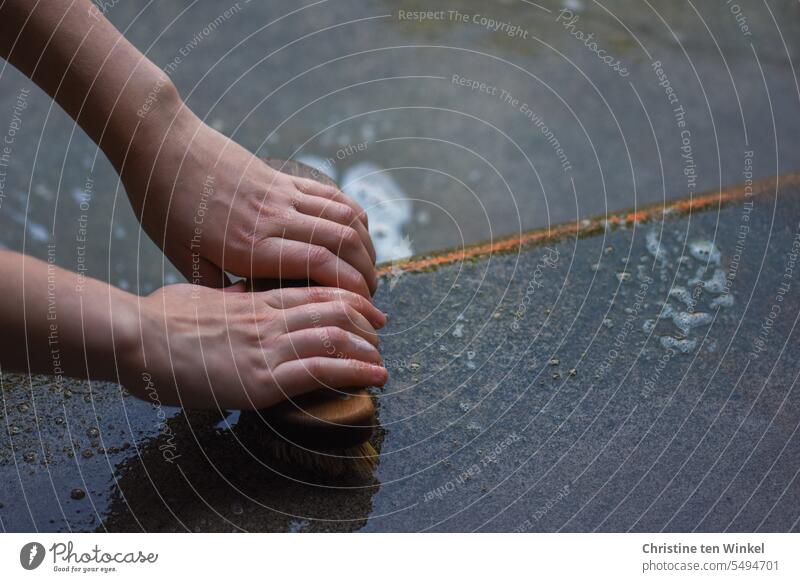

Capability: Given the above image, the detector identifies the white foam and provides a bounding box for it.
[671,311,713,335]
[669,286,695,308]
[645,230,668,264]
[689,240,721,265]
[694,268,727,294]
[710,293,734,308]
[340,162,413,263]
[660,336,697,354]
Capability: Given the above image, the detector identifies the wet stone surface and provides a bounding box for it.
[2,178,800,531]
[2,1,799,285]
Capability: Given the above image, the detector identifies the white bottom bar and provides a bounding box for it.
[1,533,797,581]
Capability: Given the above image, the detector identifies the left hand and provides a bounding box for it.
[123,107,378,297]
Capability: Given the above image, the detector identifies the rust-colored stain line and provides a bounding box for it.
[378,172,800,277]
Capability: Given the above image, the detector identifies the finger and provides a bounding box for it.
[278,214,377,294]
[276,327,382,365]
[280,301,379,346]
[293,177,369,228]
[262,287,386,328]
[251,238,371,298]
[293,194,376,264]
[272,357,388,396]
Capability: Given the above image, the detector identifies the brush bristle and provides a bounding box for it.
[261,438,378,481]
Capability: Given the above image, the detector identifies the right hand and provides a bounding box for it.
[122,284,388,410]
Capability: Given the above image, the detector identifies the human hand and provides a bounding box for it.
[123,284,388,410]
[123,107,377,297]
[1,2,377,297]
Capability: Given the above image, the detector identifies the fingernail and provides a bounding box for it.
[372,365,389,384]
[352,334,377,352]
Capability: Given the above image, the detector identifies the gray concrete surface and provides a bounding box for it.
[1,0,800,533]
[1,1,800,288]
[2,173,799,532]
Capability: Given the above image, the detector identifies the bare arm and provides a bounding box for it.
[0,0,176,169]
[0,0,378,295]
[0,249,137,384]
[0,249,387,409]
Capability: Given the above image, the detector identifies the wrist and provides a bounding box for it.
[118,84,200,213]
[110,288,149,388]
[105,68,189,172]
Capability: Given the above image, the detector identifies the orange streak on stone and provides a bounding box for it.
[379,173,800,277]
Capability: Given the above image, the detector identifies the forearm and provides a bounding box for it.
[0,250,138,383]
[0,0,184,171]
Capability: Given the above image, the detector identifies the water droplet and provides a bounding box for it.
[23,451,36,463]
[548,357,560,366]
[616,272,632,283]
[86,428,100,438]
[81,449,94,459]
[70,488,86,500]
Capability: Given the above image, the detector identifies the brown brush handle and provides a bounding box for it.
[253,157,377,448]
[260,387,375,449]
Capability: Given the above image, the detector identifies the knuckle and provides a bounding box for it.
[326,327,348,345]
[233,225,259,250]
[339,206,358,225]
[325,302,348,325]
[292,178,308,192]
[264,205,290,227]
[316,183,336,197]
[307,287,330,303]
[308,244,334,267]
[343,303,361,322]
[305,358,323,378]
[263,290,282,308]
[352,294,369,311]
[339,226,361,248]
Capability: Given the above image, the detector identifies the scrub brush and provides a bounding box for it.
[237,387,379,480]
[235,158,381,481]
